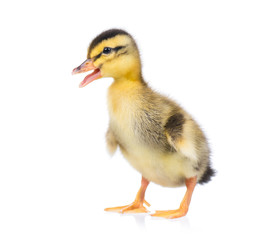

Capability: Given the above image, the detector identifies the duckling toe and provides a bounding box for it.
[104,199,150,214]
[151,208,188,219]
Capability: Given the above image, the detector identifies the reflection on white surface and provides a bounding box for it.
[105,210,191,232]
[120,213,148,230]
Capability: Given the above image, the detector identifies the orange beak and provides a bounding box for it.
[72,59,102,88]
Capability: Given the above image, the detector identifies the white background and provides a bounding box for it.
[1,0,262,239]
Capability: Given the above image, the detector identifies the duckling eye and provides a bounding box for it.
[103,47,112,54]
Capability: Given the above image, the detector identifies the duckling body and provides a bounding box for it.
[72,29,214,218]
[107,80,209,187]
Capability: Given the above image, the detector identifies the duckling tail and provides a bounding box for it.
[199,165,216,184]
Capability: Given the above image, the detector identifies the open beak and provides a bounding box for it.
[72,59,102,88]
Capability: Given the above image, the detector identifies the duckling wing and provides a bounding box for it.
[164,110,215,183]
[105,127,118,156]
[164,113,199,162]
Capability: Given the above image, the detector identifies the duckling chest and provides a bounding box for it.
[107,85,173,153]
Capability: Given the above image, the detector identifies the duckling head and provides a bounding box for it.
[72,29,142,88]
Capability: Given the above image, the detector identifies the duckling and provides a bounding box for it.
[72,29,215,219]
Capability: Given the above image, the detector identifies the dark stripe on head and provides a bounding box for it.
[92,45,127,62]
[114,46,125,52]
[88,29,130,57]
[93,52,102,61]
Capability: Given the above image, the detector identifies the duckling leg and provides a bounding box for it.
[151,176,197,219]
[104,177,150,213]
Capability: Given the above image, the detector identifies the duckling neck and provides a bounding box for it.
[113,72,147,86]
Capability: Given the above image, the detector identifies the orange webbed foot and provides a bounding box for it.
[151,176,197,219]
[105,177,150,214]
[151,207,188,219]
[104,200,150,213]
